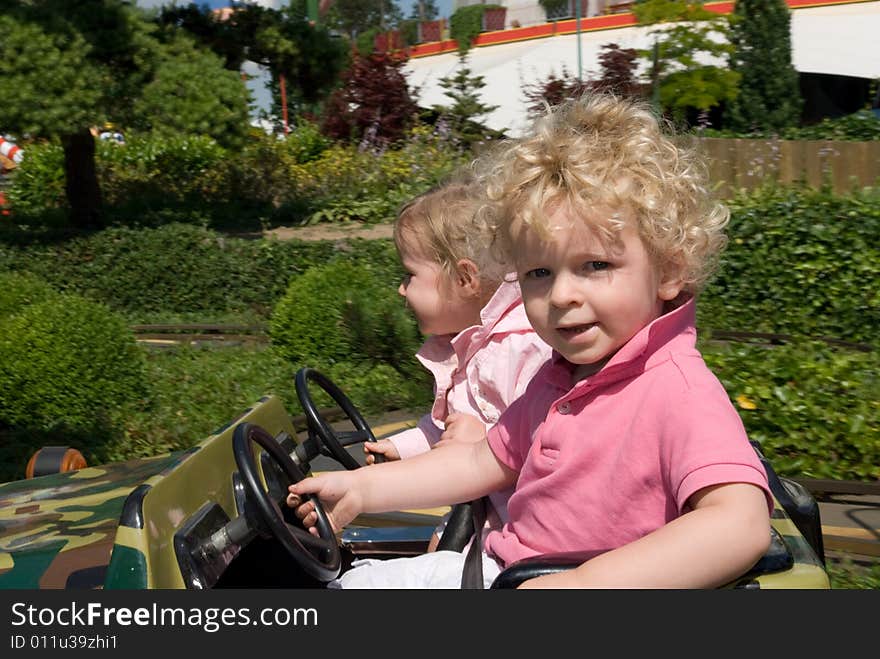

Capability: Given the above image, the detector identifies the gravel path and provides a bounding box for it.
[261,223,394,242]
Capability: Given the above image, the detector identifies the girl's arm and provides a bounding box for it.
[384,413,443,459]
[288,433,517,535]
[519,482,771,589]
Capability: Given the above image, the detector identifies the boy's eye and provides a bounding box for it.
[524,268,551,279]
[587,261,610,271]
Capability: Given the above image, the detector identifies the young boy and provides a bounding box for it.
[287,94,773,588]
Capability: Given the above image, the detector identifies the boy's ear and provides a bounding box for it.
[657,266,685,301]
[455,259,482,298]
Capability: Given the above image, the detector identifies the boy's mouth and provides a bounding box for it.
[556,323,597,340]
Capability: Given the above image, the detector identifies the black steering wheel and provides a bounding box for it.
[294,367,384,470]
[232,421,341,582]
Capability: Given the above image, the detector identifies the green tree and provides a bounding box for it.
[726,0,802,133]
[635,0,740,123]
[1,1,254,228]
[157,3,349,116]
[131,37,251,148]
[323,0,404,39]
[0,1,159,228]
[433,52,499,149]
[410,1,439,20]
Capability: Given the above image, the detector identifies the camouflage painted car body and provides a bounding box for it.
[0,395,830,589]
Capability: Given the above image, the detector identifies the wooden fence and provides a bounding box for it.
[696,137,880,197]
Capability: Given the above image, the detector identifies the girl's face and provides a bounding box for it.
[512,205,683,382]
[397,238,483,337]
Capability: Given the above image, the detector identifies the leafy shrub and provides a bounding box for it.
[0,271,58,318]
[285,126,467,225]
[699,186,879,345]
[0,294,148,472]
[702,340,879,481]
[120,343,299,460]
[325,360,432,413]
[270,258,421,370]
[0,224,396,322]
[97,134,231,206]
[44,223,244,317]
[449,5,502,53]
[5,141,66,213]
[284,120,333,164]
[701,109,880,141]
[782,109,880,142]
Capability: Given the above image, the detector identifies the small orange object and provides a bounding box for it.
[25,447,88,479]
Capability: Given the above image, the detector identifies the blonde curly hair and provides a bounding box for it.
[394,174,510,300]
[479,93,729,294]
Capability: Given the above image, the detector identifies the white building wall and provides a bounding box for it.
[408,2,880,137]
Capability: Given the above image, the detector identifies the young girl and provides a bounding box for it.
[364,177,552,549]
[288,94,773,588]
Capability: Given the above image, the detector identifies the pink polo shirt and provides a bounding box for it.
[389,278,552,526]
[485,298,773,567]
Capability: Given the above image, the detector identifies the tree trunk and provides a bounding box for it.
[61,128,103,230]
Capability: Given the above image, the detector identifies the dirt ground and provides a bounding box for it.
[261,223,394,242]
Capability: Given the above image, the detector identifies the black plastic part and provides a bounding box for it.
[232,421,341,582]
[435,501,476,553]
[65,565,108,589]
[119,484,151,529]
[490,527,795,588]
[294,367,381,469]
[750,441,825,565]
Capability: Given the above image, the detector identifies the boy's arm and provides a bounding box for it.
[518,482,771,589]
[288,436,516,535]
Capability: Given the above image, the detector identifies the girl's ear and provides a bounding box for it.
[455,259,482,298]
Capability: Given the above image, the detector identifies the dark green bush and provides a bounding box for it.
[0,225,400,322]
[0,294,148,474]
[0,271,58,318]
[97,134,232,209]
[270,258,422,371]
[700,109,880,141]
[449,5,502,53]
[699,186,879,345]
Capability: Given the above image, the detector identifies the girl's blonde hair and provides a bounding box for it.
[394,174,509,299]
[479,93,729,294]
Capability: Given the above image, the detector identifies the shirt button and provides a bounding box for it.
[557,401,571,414]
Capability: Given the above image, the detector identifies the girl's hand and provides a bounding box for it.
[435,412,487,449]
[286,471,362,535]
[364,439,400,464]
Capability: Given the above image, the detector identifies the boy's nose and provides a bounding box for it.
[549,272,583,308]
[397,281,407,297]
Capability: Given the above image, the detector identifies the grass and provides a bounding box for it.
[826,556,880,589]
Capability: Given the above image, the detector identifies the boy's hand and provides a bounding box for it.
[435,412,487,449]
[286,471,362,535]
[364,439,400,464]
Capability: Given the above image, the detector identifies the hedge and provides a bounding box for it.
[0,294,149,480]
[698,185,879,345]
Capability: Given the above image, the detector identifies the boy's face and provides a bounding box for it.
[512,205,683,382]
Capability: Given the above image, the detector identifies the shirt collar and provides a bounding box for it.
[416,278,528,364]
[547,296,697,389]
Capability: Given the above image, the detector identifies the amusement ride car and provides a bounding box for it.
[0,368,830,589]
